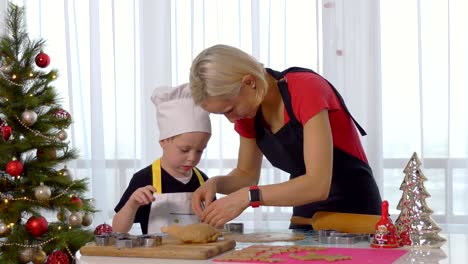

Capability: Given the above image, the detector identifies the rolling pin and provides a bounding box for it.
[290,211,380,234]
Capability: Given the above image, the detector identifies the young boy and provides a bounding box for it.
[112,83,212,234]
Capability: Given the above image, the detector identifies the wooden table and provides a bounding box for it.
[76,226,468,264]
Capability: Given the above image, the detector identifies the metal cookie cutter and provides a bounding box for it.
[225,223,244,233]
[318,230,371,244]
[94,234,110,246]
[137,234,163,247]
[115,237,134,249]
[109,232,129,246]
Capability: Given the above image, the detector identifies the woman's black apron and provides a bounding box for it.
[255,67,382,229]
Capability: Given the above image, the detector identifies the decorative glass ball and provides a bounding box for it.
[25,216,48,237]
[94,223,112,235]
[35,52,50,68]
[21,110,38,126]
[56,129,68,141]
[58,166,72,179]
[18,247,34,263]
[0,221,8,236]
[68,212,83,227]
[36,148,57,161]
[81,213,93,227]
[6,157,23,177]
[31,249,47,264]
[46,250,70,264]
[34,182,51,200]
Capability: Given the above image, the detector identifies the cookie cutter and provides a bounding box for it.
[115,237,134,249]
[225,223,244,233]
[318,230,371,244]
[108,232,130,246]
[94,234,110,246]
[137,234,162,247]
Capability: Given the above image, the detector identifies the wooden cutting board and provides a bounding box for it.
[80,238,236,260]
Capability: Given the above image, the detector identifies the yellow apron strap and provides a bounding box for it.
[193,167,205,185]
[152,159,162,194]
[153,158,204,193]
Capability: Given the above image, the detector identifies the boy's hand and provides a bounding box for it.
[128,185,156,208]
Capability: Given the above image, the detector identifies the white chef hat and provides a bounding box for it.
[151,83,211,140]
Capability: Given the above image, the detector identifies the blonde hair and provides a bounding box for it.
[189,44,267,105]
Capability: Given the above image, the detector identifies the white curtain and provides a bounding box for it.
[6,0,466,229]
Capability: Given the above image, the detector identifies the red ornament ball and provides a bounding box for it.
[35,52,50,68]
[6,158,23,177]
[1,125,12,141]
[70,196,83,208]
[94,223,112,235]
[25,216,48,237]
[46,250,70,264]
[52,109,71,120]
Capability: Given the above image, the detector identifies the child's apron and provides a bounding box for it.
[147,159,205,234]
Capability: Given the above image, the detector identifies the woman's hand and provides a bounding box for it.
[192,178,218,218]
[128,185,156,208]
[201,187,250,228]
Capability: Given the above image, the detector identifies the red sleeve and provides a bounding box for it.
[285,72,341,125]
[234,117,256,138]
[286,72,368,163]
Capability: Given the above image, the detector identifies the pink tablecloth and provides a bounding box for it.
[214,247,408,264]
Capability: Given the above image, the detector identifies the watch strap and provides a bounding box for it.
[249,185,261,208]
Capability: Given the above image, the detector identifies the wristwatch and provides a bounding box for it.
[249,186,261,208]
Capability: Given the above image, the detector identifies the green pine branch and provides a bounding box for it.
[0,3,97,263]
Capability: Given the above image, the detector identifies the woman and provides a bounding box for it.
[189,44,381,229]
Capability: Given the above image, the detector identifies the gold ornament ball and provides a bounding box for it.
[31,249,47,264]
[69,212,83,227]
[21,110,38,126]
[82,213,93,226]
[34,182,51,200]
[18,247,34,263]
[57,210,66,221]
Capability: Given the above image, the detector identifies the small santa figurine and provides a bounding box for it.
[371,200,400,248]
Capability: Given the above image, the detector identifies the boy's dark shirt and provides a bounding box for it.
[114,165,209,234]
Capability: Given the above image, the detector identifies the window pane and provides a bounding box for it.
[380,0,421,158]
[453,169,468,215]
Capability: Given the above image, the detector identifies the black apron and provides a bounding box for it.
[255,67,382,229]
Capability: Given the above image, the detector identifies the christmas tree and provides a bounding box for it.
[394,152,446,248]
[0,4,96,263]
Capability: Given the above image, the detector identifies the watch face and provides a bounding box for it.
[249,188,260,202]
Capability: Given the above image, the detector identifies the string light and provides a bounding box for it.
[0,71,21,86]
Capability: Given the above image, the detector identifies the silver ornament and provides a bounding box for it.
[0,221,7,235]
[18,247,34,263]
[34,182,51,200]
[21,110,38,126]
[58,166,72,179]
[57,129,68,141]
[81,213,93,226]
[68,212,83,227]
